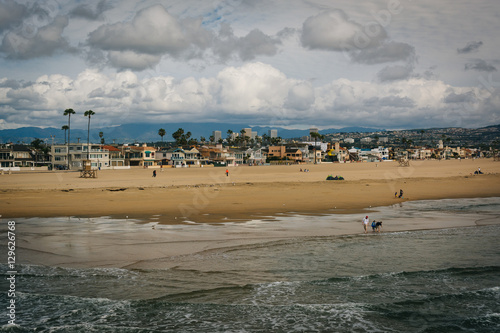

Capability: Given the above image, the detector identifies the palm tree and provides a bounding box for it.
[158,128,166,143]
[310,132,324,164]
[172,128,184,145]
[84,110,95,160]
[61,125,69,144]
[63,108,75,169]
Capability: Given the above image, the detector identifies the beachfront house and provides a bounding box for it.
[264,145,304,163]
[161,147,206,167]
[51,143,110,170]
[198,144,237,166]
[12,145,33,167]
[0,146,14,169]
[102,145,126,167]
[244,147,267,165]
[122,143,157,167]
[370,147,390,160]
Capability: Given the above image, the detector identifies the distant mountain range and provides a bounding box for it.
[0,123,383,144]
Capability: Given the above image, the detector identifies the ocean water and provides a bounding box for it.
[1,198,500,332]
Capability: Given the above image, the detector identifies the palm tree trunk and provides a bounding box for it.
[87,117,90,160]
[67,115,70,169]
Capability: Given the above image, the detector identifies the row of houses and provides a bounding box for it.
[0,144,50,168]
[0,141,486,171]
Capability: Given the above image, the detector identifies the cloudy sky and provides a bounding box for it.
[0,0,499,131]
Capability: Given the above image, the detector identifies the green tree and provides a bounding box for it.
[172,128,191,145]
[261,133,269,145]
[61,125,69,144]
[158,128,166,143]
[84,110,95,160]
[63,108,76,169]
[99,131,104,145]
[31,138,44,150]
[226,129,233,145]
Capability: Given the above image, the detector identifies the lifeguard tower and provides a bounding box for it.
[80,159,97,178]
[398,157,410,167]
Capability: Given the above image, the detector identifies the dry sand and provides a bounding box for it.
[2,158,499,268]
[1,158,499,222]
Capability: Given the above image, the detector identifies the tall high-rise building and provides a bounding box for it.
[268,129,278,138]
[212,130,221,142]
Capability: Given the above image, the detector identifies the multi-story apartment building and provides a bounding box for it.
[0,147,13,168]
[121,143,157,167]
[51,143,110,170]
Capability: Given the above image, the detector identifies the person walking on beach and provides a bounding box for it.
[152,170,156,177]
[362,216,369,234]
[226,169,229,177]
[399,189,403,198]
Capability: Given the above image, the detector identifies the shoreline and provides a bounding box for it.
[10,197,500,269]
[1,159,500,222]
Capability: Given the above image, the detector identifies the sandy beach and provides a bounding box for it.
[1,158,499,222]
[2,158,500,268]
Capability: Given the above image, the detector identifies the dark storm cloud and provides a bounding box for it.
[0,0,27,32]
[213,24,280,62]
[377,64,414,82]
[350,42,415,64]
[464,59,497,72]
[443,91,476,104]
[301,10,387,51]
[87,4,281,70]
[69,0,112,21]
[457,41,483,54]
[0,15,71,59]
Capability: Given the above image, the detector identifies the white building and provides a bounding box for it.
[212,130,222,142]
[51,143,109,170]
[378,137,389,143]
[268,129,278,138]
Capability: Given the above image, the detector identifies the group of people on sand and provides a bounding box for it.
[299,168,310,172]
[362,215,382,233]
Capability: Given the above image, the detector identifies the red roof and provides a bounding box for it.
[103,145,121,152]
